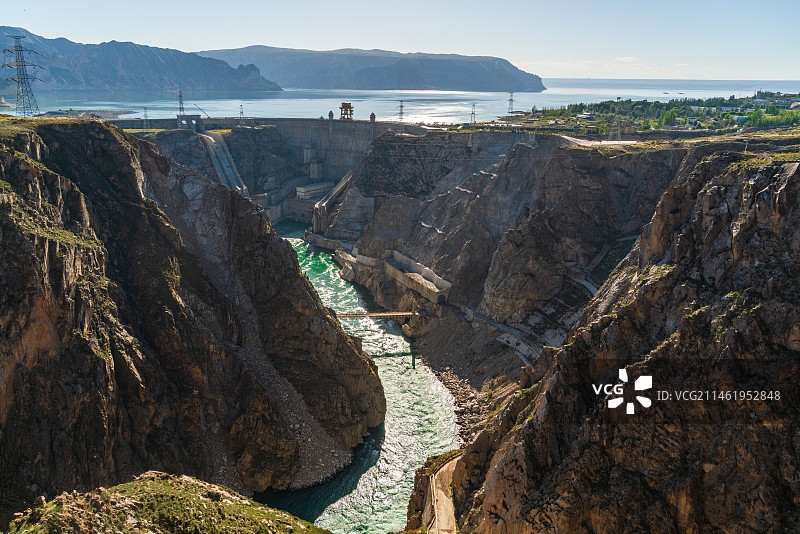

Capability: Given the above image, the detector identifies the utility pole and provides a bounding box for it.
[508,92,514,114]
[178,90,185,115]
[2,35,41,117]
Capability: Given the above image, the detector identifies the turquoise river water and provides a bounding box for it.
[258,222,461,534]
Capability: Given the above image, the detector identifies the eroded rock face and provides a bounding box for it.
[325,130,538,243]
[221,126,301,194]
[479,213,564,323]
[450,154,800,533]
[0,120,385,519]
[347,136,687,311]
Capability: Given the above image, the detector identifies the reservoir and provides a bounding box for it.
[31,79,800,124]
[260,222,461,534]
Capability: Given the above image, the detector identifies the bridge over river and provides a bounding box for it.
[337,311,417,320]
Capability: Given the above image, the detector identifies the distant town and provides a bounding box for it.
[473,91,800,136]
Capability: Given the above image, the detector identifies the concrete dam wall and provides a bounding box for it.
[116,116,426,225]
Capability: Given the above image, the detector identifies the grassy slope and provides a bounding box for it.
[7,472,329,534]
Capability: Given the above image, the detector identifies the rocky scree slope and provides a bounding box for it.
[7,471,330,534]
[0,118,384,522]
[447,151,800,532]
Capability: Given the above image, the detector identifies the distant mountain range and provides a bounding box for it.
[0,27,281,96]
[198,46,546,92]
[0,27,544,98]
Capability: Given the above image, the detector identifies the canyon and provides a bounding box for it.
[125,117,800,531]
[2,110,799,533]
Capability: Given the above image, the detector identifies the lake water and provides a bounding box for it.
[30,78,799,125]
[258,222,461,534]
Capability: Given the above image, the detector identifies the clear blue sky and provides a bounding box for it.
[4,0,798,80]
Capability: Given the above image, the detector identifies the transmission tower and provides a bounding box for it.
[398,100,404,121]
[178,90,185,114]
[2,35,41,117]
[471,104,476,124]
[508,92,514,114]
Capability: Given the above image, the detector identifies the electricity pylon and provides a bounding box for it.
[3,35,41,117]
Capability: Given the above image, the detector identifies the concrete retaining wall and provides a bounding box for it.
[304,232,353,252]
[333,245,452,304]
[391,250,453,291]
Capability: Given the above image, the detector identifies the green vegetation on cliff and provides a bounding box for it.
[7,472,330,534]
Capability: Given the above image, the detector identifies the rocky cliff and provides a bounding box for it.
[0,117,384,521]
[448,147,800,532]
[332,134,691,309]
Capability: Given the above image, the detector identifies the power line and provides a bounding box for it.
[3,34,41,117]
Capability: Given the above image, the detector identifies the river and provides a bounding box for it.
[258,222,461,534]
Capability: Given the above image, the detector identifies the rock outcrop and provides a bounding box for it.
[0,118,385,522]
[449,149,800,532]
[7,471,330,534]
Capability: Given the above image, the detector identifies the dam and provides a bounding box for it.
[116,113,426,225]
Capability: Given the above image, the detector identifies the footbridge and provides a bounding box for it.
[337,311,418,320]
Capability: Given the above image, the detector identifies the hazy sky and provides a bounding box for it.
[4,0,798,80]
